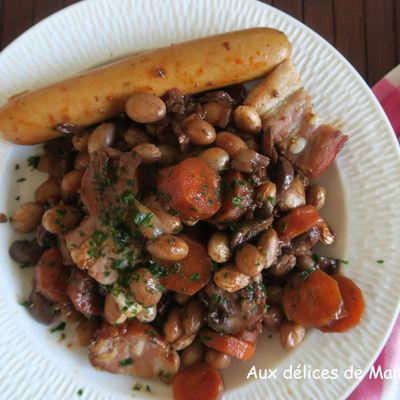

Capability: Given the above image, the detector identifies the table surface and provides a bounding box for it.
[0,0,399,86]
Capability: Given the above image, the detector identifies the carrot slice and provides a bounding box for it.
[320,275,365,332]
[35,248,69,304]
[201,330,256,361]
[234,329,259,344]
[173,362,224,400]
[160,236,211,295]
[276,205,322,241]
[214,170,253,223]
[158,157,222,220]
[282,269,343,328]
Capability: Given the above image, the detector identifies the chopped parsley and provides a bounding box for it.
[211,261,219,272]
[28,155,40,169]
[169,263,181,275]
[15,163,20,170]
[19,300,32,308]
[146,260,165,278]
[15,196,20,201]
[377,259,385,264]
[119,190,135,205]
[16,178,26,183]
[110,220,132,247]
[201,335,212,342]
[280,221,287,229]
[132,272,141,282]
[230,179,246,190]
[210,294,227,306]
[173,225,183,234]
[50,322,66,333]
[119,357,133,367]
[132,383,141,391]
[133,211,153,227]
[299,267,314,281]
[312,253,321,263]
[56,208,67,217]
[189,273,201,281]
[232,196,243,207]
[337,258,349,265]
[267,196,277,206]
[77,389,83,396]
[146,385,151,392]
[226,220,243,232]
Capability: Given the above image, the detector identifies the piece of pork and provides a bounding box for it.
[200,281,267,334]
[89,321,180,381]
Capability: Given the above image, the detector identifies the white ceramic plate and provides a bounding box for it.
[0,0,399,399]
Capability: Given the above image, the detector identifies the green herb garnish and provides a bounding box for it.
[267,196,277,206]
[189,273,201,282]
[299,267,314,281]
[119,357,133,367]
[28,155,40,169]
[119,190,135,205]
[19,300,32,308]
[133,211,153,227]
[50,322,66,333]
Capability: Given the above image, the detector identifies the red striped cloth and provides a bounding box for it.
[349,66,400,400]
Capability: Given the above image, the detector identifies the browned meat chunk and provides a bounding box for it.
[200,282,266,334]
[89,321,180,381]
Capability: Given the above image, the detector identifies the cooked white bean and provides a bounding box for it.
[74,151,90,170]
[87,123,116,153]
[72,131,90,152]
[207,232,231,263]
[35,177,62,204]
[319,220,335,245]
[136,305,157,323]
[198,147,230,172]
[233,105,262,134]
[129,268,162,307]
[125,93,166,123]
[184,118,216,146]
[182,299,204,335]
[61,169,84,195]
[279,321,306,349]
[235,243,265,276]
[231,148,269,173]
[215,131,247,157]
[257,228,279,268]
[306,185,326,210]
[181,339,205,366]
[132,143,162,164]
[42,205,80,234]
[205,348,232,369]
[158,144,180,166]
[213,264,250,292]
[164,308,183,343]
[12,202,44,233]
[278,177,305,212]
[146,234,189,261]
[124,127,150,146]
[143,194,182,234]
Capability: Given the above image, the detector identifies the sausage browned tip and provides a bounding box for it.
[0,28,291,144]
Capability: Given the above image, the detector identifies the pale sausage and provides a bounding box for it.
[0,28,291,144]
